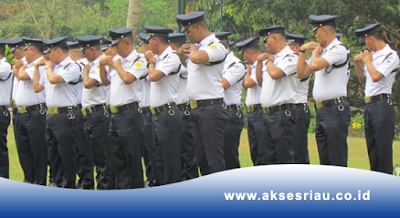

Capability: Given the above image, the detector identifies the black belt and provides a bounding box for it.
[47,106,76,115]
[177,103,189,111]
[17,103,46,114]
[150,102,176,115]
[262,103,295,114]
[189,98,223,109]
[315,97,346,109]
[246,104,262,113]
[81,104,108,116]
[109,102,139,114]
[139,106,151,114]
[364,93,391,104]
[227,104,241,111]
[295,103,308,108]
[0,105,8,112]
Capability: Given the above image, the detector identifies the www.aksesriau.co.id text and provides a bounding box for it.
[224,190,371,201]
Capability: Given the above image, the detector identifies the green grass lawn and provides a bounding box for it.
[6,127,400,182]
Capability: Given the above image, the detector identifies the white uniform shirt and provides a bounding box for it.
[75,58,88,105]
[138,76,150,108]
[12,57,27,101]
[364,44,399,96]
[44,56,81,107]
[176,66,189,105]
[223,52,245,105]
[108,50,147,106]
[15,57,46,106]
[186,34,227,100]
[312,38,350,101]
[81,54,109,108]
[0,57,12,105]
[260,46,298,107]
[294,76,310,104]
[150,46,180,107]
[246,61,262,106]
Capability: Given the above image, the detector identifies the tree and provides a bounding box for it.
[126,0,142,34]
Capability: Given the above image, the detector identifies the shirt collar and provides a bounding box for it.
[373,44,391,56]
[92,54,105,66]
[325,38,341,51]
[122,49,138,62]
[28,57,43,67]
[158,46,173,61]
[275,45,292,58]
[199,34,216,47]
[58,56,72,67]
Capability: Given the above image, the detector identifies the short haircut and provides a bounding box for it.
[369,31,383,40]
[170,41,184,48]
[121,36,134,44]
[155,36,168,44]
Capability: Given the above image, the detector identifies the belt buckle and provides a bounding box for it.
[262,107,270,114]
[17,107,28,114]
[364,96,371,104]
[48,107,59,115]
[110,106,118,114]
[189,100,198,109]
[81,108,87,116]
[150,107,156,115]
[316,101,324,109]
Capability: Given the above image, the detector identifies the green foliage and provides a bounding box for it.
[308,105,316,133]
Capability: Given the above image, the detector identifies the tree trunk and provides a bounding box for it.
[126,0,142,35]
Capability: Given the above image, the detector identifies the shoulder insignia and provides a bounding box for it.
[97,66,100,72]
[134,61,143,68]
[385,57,393,65]
[208,44,217,49]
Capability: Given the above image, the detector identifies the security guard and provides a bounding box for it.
[144,25,182,184]
[136,31,156,186]
[176,11,228,175]
[286,32,311,164]
[237,36,267,166]
[13,38,47,185]
[354,23,399,174]
[0,39,12,179]
[256,26,298,164]
[67,41,94,189]
[7,38,27,157]
[297,15,351,167]
[101,39,117,58]
[77,36,115,189]
[215,32,245,169]
[99,27,147,189]
[168,32,199,180]
[41,37,81,188]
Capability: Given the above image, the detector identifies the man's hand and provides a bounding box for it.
[14,60,24,69]
[100,56,114,67]
[144,51,156,63]
[178,44,191,55]
[35,58,47,67]
[45,61,54,69]
[257,53,271,62]
[301,41,319,51]
[83,64,91,74]
[361,50,372,63]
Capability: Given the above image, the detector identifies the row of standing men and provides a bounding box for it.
[0,12,398,189]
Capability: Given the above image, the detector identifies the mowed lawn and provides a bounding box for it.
[6,126,400,182]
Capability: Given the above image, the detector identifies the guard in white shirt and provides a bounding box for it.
[0,40,12,179]
[67,41,94,189]
[176,11,228,175]
[286,32,311,164]
[7,38,27,160]
[256,26,298,164]
[13,38,47,185]
[215,32,245,169]
[77,36,114,189]
[136,32,156,187]
[145,25,182,185]
[297,15,351,167]
[100,27,147,189]
[237,36,267,166]
[169,32,199,180]
[354,23,399,174]
[39,37,82,188]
